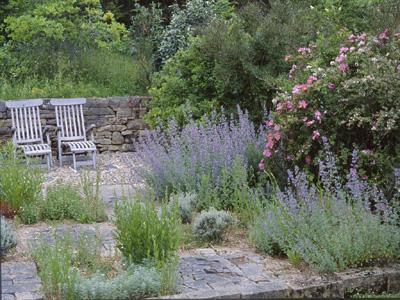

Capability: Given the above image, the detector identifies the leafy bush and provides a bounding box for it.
[114,194,181,266]
[251,140,400,273]
[192,207,235,241]
[263,30,400,195]
[1,216,17,256]
[168,192,197,224]
[0,142,43,216]
[137,107,265,198]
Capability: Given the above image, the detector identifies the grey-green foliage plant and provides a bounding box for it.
[73,264,161,299]
[114,193,181,267]
[1,216,17,256]
[168,192,197,223]
[192,207,235,241]
[0,142,43,214]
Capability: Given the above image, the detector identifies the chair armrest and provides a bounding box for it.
[86,124,96,134]
[42,125,55,135]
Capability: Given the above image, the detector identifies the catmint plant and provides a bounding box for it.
[251,139,400,273]
[136,107,266,197]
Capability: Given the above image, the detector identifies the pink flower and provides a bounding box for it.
[276,102,284,112]
[274,125,281,131]
[306,75,318,85]
[298,99,308,109]
[339,47,349,54]
[306,120,315,127]
[305,155,312,165]
[266,134,274,149]
[285,101,293,110]
[362,175,369,180]
[312,130,320,140]
[286,155,294,161]
[258,160,265,170]
[327,82,336,90]
[358,32,367,41]
[348,34,357,43]
[314,110,322,122]
[266,119,274,127]
[274,131,281,141]
[335,53,346,63]
[395,32,400,39]
[292,84,308,94]
[339,63,349,73]
[289,64,297,79]
[298,47,311,55]
[263,149,272,158]
[397,64,400,74]
[378,28,389,42]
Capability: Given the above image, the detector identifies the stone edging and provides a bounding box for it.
[161,264,400,299]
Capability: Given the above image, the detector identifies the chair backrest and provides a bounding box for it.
[5,99,44,145]
[50,98,87,142]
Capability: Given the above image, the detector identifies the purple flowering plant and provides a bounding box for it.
[251,138,400,273]
[136,107,266,197]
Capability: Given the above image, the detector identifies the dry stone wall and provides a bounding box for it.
[0,96,150,152]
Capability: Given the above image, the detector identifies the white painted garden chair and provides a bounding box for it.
[5,99,52,170]
[50,98,96,169]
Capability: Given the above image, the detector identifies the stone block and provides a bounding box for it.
[111,132,124,144]
[108,145,123,151]
[121,130,133,136]
[97,125,126,132]
[84,107,114,116]
[0,100,6,112]
[127,119,145,130]
[96,131,112,138]
[95,138,112,145]
[86,98,110,108]
[116,109,132,117]
[122,144,135,152]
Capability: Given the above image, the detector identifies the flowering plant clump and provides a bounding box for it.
[260,29,400,191]
[137,107,266,197]
[251,139,400,273]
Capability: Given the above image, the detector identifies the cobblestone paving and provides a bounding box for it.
[177,248,276,294]
[1,262,42,300]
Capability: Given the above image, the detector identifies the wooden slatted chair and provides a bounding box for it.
[5,99,52,170]
[50,98,96,169]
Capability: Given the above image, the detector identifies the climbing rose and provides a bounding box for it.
[378,28,389,42]
[314,110,322,122]
[348,34,357,42]
[263,148,272,157]
[298,100,308,109]
[306,75,318,84]
[286,101,294,110]
[339,63,349,73]
[327,82,336,90]
[306,120,315,127]
[340,47,349,54]
[312,130,320,140]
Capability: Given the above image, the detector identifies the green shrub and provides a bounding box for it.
[114,194,181,267]
[0,142,43,215]
[1,216,17,256]
[192,207,235,241]
[19,201,39,225]
[38,182,107,224]
[168,192,197,224]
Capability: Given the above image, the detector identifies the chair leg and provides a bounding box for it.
[92,151,96,168]
[59,147,63,167]
[72,152,77,170]
[47,153,51,171]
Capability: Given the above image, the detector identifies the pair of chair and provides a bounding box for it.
[5,98,97,170]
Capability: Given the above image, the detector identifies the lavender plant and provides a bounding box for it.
[250,138,400,273]
[136,107,265,197]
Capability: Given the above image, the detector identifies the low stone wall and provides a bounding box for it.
[0,96,150,152]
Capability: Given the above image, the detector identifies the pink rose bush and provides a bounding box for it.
[260,30,400,188]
